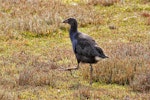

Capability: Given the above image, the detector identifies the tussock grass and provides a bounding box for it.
[142,0,150,4]
[88,0,121,6]
[0,0,103,37]
[141,12,150,25]
[131,71,150,92]
[147,17,150,25]
[81,42,150,85]
[19,63,57,87]
[0,0,150,99]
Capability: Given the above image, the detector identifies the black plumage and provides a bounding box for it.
[63,18,108,85]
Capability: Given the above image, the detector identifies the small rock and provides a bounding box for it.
[109,25,116,30]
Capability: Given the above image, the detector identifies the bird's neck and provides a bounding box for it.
[69,22,78,41]
[69,27,78,41]
[70,24,78,33]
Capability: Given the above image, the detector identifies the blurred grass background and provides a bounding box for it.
[0,0,150,99]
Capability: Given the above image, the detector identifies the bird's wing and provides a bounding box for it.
[75,38,100,57]
[78,32,96,43]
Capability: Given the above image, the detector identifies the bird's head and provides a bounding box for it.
[63,18,77,26]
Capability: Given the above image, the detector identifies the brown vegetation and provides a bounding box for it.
[88,0,121,6]
[0,0,150,99]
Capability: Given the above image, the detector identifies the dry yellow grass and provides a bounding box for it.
[0,0,150,99]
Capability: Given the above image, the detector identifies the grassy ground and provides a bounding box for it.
[0,0,150,99]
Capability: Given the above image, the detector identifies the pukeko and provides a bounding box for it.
[63,18,108,85]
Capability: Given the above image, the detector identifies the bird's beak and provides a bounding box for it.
[63,19,68,23]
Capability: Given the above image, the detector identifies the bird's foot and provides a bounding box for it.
[58,66,79,76]
[58,67,79,71]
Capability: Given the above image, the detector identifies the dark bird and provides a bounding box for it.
[63,18,108,85]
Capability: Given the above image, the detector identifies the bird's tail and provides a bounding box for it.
[104,56,109,58]
[95,46,109,59]
[100,55,109,59]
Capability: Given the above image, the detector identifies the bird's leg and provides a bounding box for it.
[90,64,93,85]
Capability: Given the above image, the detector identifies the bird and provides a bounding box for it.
[62,18,108,85]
